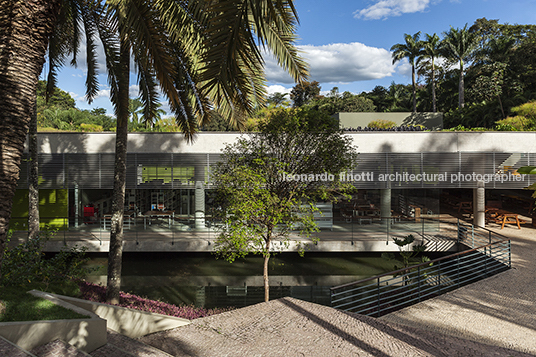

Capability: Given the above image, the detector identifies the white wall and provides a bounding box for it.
[29,132,536,154]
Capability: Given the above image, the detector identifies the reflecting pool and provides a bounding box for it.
[85,252,400,308]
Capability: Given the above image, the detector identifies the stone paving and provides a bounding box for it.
[380,223,536,355]
[139,297,532,356]
[30,339,89,357]
[0,335,36,357]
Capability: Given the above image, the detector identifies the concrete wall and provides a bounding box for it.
[0,291,106,353]
[52,293,190,338]
[347,131,536,153]
[29,131,536,155]
[0,290,191,352]
[336,112,444,130]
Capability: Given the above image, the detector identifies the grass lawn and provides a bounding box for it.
[0,285,88,323]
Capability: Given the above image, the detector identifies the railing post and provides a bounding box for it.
[418,266,421,302]
[457,255,460,288]
[508,240,512,268]
[422,216,424,236]
[485,246,488,276]
[438,260,441,295]
[471,225,475,248]
[377,277,381,317]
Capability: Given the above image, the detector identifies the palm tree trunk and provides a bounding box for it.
[0,0,60,280]
[412,64,417,113]
[459,61,464,109]
[106,36,130,304]
[28,99,40,240]
[431,58,436,113]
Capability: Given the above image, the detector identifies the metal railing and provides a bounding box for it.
[9,214,442,243]
[8,215,217,246]
[330,220,511,317]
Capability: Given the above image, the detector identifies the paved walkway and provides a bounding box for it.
[380,223,536,355]
[139,297,531,356]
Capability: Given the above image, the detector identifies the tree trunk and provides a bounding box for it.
[431,57,436,113]
[106,36,130,304]
[28,98,40,240]
[263,238,271,302]
[0,0,60,280]
[459,61,464,109]
[411,63,417,113]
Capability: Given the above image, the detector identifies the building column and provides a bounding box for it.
[380,188,392,232]
[194,162,206,230]
[473,181,485,228]
[74,184,79,228]
[195,181,206,229]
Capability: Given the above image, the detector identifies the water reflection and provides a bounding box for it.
[85,252,396,308]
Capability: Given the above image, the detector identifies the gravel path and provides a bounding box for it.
[139,297,531,356]
[379,224,536,355]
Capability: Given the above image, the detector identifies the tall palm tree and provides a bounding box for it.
[0,0,62,280]
[418,33,441,112]
[441,25,479,109]
[0,0,307,298]
[391,32,423,113]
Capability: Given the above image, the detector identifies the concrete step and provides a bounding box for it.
[0,336,37,357]
[90,344,137,357]
[30,339,89,357]
[91,330,172,357]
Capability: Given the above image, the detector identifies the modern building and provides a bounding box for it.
[11,131,536,251]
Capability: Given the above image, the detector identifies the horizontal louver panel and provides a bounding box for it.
[15,152,534,190]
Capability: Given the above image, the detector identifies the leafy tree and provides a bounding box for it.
[441,25,479,109]
[290,80,321,107]
[391,32,423,113]
[387,82,412,112]
[363,85,390,112]
[212,108,357,301]
[128,98,144,131]
[201,111,237,131]
[310,88,376,115]
[267,92,290,107]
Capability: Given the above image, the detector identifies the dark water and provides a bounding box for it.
[85,252,398,308]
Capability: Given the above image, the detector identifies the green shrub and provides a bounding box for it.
[511,101,536,121]
[79,123,104,132]
[1,231,93,290]
[367,119,396,129]
[495,116,528,131]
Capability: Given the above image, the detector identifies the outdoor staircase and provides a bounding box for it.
[0,335,37,357]
[497,153,523,173]
[26,330,172,357]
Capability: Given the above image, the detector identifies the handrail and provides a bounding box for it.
[330,219,511,316]
[331,219,509,292]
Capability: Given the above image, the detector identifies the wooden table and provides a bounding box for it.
[143,210,175,229]
[457,201,472,214]
[494,210,522,229]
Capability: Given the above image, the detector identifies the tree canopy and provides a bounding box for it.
[212,107,357,301]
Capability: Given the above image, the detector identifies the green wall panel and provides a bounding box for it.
[11,189,68,230]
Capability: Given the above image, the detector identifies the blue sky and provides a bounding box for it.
[46,0,536,115]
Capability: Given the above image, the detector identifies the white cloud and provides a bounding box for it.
[129,84,139,98]
[354,0,432,20]
[94,89,111,100]
[69,91,82,100]
[266,85,292,95]
[264,42,395,84]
